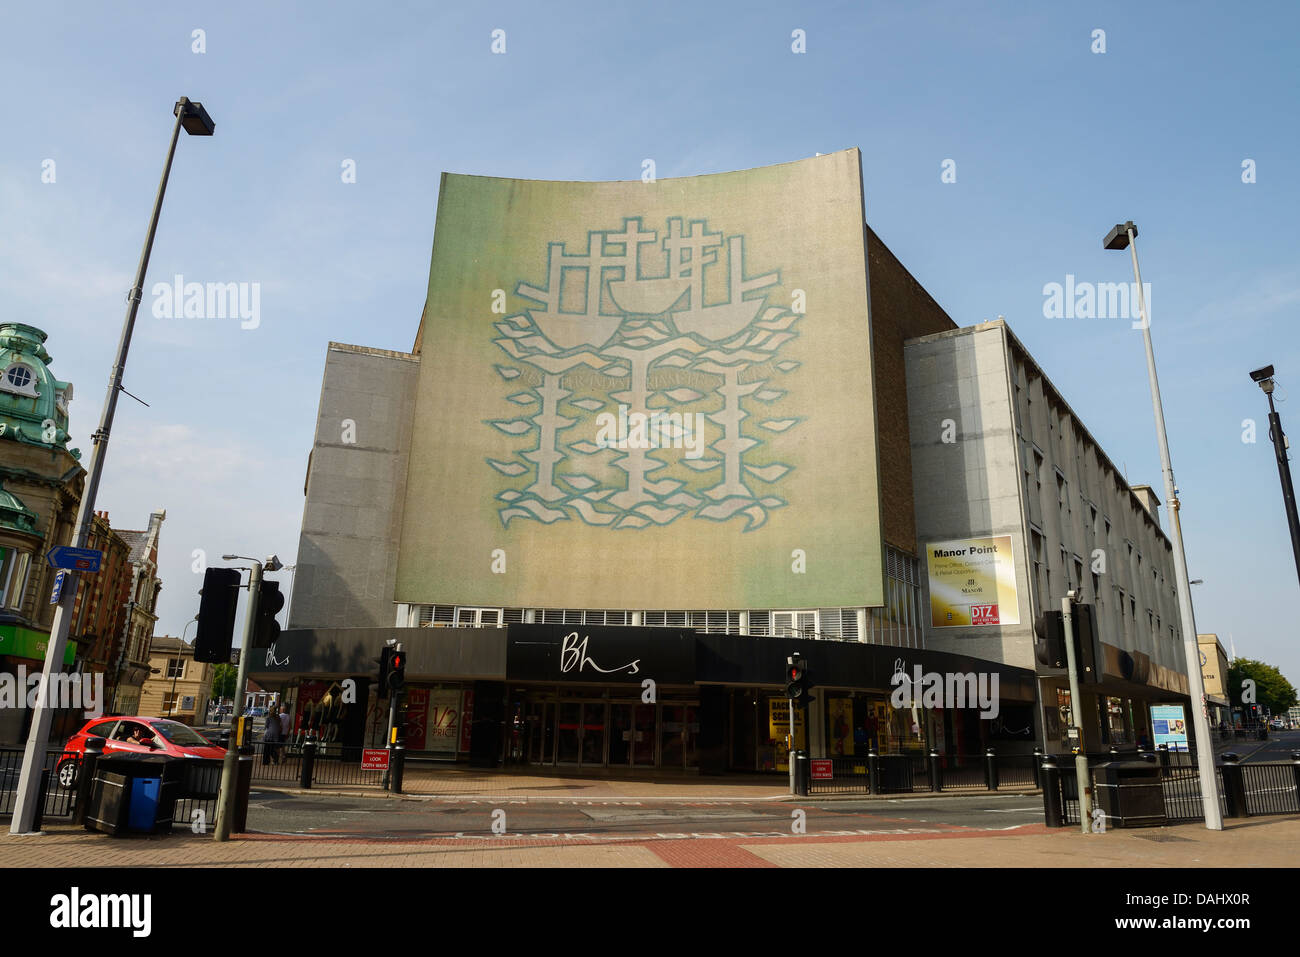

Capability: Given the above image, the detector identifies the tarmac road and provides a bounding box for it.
[244,790,1046,842]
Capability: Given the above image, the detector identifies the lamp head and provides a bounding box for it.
[174,97,215,136]
[1103,221,1137,251]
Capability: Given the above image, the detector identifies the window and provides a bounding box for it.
[0,547,32,611]
[166,658,185,679]
[2,364,38,396]
[455,607,502,627]
[772,611,817,638]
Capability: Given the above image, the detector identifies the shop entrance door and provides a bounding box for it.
[610,703,658,767]
[526,700,553,765]
[556,701,608,767]
[659,703,700,769]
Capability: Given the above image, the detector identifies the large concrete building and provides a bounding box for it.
[906,321,1191,752]
[262,150,1198,771]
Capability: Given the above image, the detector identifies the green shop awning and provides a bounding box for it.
[0,624,77,665]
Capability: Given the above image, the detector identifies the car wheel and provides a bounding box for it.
[56,760,78,789]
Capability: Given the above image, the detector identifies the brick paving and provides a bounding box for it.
[1,815,1295,868]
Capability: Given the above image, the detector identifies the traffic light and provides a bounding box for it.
[1034,610,1066,669]
[388,646,405,694]
[194,567,241,663]
[785,653,808,699]
[251,580,284,648]
[375,644,394,697]
[1035,606,1099,682]
[1072,603,1100,683]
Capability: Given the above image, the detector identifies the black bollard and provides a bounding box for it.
[1041,754,1064,827]
[1220,752,1246,818]
[985,747,999,791]
[1291,752,1300,811]
[868,747,880,795]
[392,742,406,795]
[928,749,943,793]
[300,734,316,789]
[1032,747,1043,789]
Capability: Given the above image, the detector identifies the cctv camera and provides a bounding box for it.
[1250,365,1275,382]
[1067,589,1079,601]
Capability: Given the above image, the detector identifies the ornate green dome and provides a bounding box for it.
[0,323,77,455]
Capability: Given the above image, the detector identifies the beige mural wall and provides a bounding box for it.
[396,149,883,609]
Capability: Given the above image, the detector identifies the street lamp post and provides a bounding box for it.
[9,97,215,836]
[1103,220,1223,830]
[1249,366,1300,587]
[168,615,199,718]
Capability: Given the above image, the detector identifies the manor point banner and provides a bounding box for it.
[396,150,883,610]
[926,535,1021,627]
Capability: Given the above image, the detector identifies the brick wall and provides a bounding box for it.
[866,226,958,554]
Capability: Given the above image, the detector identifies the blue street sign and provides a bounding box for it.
[45,545,103,573]
[50,569,67,604]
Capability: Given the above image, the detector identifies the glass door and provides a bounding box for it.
[527,700,553,765]
[660,705,685,768]
[610,704,633,766]
[581,702,606,766]
[557,702,581,764]
[632,704,656,766]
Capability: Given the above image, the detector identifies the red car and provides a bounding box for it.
[57,716,226,787]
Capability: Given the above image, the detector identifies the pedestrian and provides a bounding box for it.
[262,703,283,764]
[278,703,293,743]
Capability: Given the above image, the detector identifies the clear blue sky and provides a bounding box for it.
[2,1,1296,686]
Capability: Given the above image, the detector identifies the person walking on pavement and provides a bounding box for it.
[278,703,293,744]
[262,703,283,764]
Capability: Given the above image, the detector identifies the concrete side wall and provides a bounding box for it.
[289,345,420,629]
[866,227,959,555]
[907,321,1188,683]
[905,324,1034,669]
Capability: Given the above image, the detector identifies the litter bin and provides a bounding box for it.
[85,754,186,836]
[1093,761,1166,828]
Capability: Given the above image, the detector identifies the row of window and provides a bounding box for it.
[404,550,925,649]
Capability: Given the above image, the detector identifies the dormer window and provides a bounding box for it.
[2,363,39,397]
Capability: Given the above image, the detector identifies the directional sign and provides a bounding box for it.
[48,566,65,605]
[46,546,102,573]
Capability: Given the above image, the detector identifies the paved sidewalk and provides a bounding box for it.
[0,816,1294,868]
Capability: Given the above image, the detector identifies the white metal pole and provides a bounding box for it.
[1062,597,1093,833]
[1126,228,1223,830]
[9,104,187,835]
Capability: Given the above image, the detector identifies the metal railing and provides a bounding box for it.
[246,739,385,789]
[805,748,1042,796]
[0,748,80,821]
[1043,751,1300,827]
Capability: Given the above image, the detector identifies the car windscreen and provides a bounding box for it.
[150,721,214,746]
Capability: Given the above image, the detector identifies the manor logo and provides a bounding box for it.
[0,668,102,717]
[488,216,803,532]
